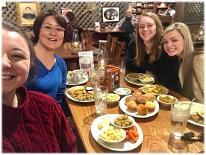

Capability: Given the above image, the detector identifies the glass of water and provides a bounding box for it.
[94,85,108,116]
[168,101,192,153]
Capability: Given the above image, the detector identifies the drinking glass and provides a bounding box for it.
[168,101,192,153]
[94,85,108,116]
[97,40,108,68]
[90,66,105,87]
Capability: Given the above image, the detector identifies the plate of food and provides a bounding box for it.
[103,93,120,105]
[157,94,178,107]
[119,93,159,118]
[65,86,95,103]
[66,70,89,86]
[125,73,155,86]
[99,126,126,144]
[188,101,205,127]
[91,114,143,151]
[114,87,132,96]
[140,84,169,96]
[111,114,135,129]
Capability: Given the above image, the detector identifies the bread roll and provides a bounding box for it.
[144,93,156,101]
[145,101,156,112]
[136,104,148,115]
[126,100,137,112]
[132,90,142,98]
[136,95,147,104]
[125,96,136,105]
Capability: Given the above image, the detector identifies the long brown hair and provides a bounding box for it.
[135,12,163,65]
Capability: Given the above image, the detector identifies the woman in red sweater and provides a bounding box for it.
[2,19,77,152]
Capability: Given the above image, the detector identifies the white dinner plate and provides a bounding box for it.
[125,73,155,86]
[119,95,159,118]
[90,114,143,151]
[66,75,89,86]
[64,87,95,103]
[188,101,205,127]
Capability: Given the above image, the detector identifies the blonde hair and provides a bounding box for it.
[163,22,194,95]
[135,12,163,65]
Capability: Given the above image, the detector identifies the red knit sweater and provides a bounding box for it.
[3,87,77,152]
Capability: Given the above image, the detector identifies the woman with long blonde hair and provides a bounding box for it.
[163,22,203,102]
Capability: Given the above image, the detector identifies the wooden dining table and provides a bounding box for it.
[65,71,204,153]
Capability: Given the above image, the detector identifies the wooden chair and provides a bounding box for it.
[107,34,118,54]
[80,29,94,50]
[107,39,125,66]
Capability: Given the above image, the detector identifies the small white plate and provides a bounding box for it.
[111,115,135,129]
[66,75,89,86]
[141,84,169,96]
[103,93,120,105]
[125,73,155,86]
[119,95,159,118]
[91,114,143,151]
[138,75,155,84]
[99,126,126,144]
[157,94,178,107]
[188,101,205,127]
[114,87,132,96]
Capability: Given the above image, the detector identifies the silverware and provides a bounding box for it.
[181,132,204,142]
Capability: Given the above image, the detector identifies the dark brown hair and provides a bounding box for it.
[135,12,163,65]
[33,9,67,44]
[3,19,36,83]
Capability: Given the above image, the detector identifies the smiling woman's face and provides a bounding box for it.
[38,16,64,51]
[163,29,184,57]
[2,29,30,95]
[138,16,157,42]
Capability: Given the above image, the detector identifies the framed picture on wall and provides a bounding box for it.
[16,2,40,26]
[102,7,119,22]
[61,8,72,20]
[1,1,6,7]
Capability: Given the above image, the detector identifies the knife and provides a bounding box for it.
[181,132,204,142]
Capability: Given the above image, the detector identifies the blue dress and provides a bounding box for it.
[26,55,67,106]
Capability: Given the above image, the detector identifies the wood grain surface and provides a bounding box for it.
[65,71,204,153]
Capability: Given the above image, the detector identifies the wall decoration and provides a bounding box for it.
[61,8,72,20]
[102,7,119,22]
[1,1,6,7]
[16,2,40,26]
